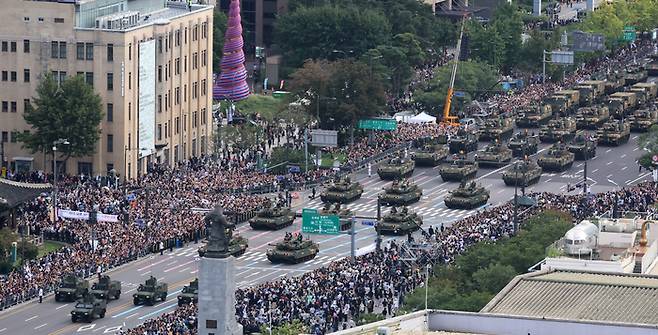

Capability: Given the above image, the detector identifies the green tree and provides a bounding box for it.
[267,147,310,173]
[260,320,309,335]
[19,74,102,164]
[472,264,517,293]
[212,9,228,74]
[221,123,259,151]
[491,3,523,72]
[287,59,338,122]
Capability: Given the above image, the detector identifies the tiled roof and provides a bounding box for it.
[0,178,52,210]
[482,270,658,325]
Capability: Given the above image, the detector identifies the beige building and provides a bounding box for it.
[0,0,214,179]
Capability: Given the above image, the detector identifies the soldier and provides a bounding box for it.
[297,233,303,242]
[401,207,408,215]
[323,203,330,211]
[391,207,398,214]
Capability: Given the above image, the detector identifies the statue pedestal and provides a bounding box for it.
[198,256,243,335]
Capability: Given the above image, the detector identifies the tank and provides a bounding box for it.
[478,117,514,141]
[444,181,490,209]
[377,157,415,180]
[55,275,89,302]
[375,207,423,235]
[448,128,479,154]
[647,54,658,76]
[515,104,553,128]
[475,142,513,167]
[567,131,597,160]
[378,178,422,206]
[596,120,631,146]
[604,73,625,95]
[177,279,198,307]
[543,95,572,116]
[249,204,296,230]
[502,159,542,187]
[539,118,577,143]
[574,106,609,129]
[623,67,648,85]
[439,157,478,182]
[507,131,540,157]
[266,233,319,264]
[70,293,106,323]
[90,275,121,301]
[198,235,248,257]
[133,276,168,306]
[411,144,448,166]
[319,203,354,231]
[538,143,575,172]
[608,92,638,119]
[628,108,658,132]
[319,176,363,203]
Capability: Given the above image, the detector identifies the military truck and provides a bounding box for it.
[378,178,423,206]
[608,92,637,119]
[198,235,248,257]
[628,108,658,132]
[70,293,106,323]
[375,207,423,235]
[629,87,649,106]
[448,128,479,154]
[319,203,354,231]
[576,80,606,103]
[507,131,540,157]
[478,117,515,141]
[502,159,542,187]
[177,279,198,307]
[439,157,478,182]
[55,275,89,302]
[567,132,597,160]
[538,143,575,172]
[133,276,168,306]
[319,176,363,203]
[604,73,625,95]
[249,203,296,230]
[624,67,648,85]
[543,94,573,116]
[475,142,513,167]
[647,54,658,76]
[266,233,319,264]
[574,106,610,129]
[631,82,658,102]
[377,157,415,180]
[411,144,448,166]
[554,90,581,109]
[90,275,121,301]
[515,104,553,128]
[444,181,490,209]
[539,118,577,143]
[597,120,631,146]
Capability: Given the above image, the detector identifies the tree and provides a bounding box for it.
[287,59,338,122]
[19,73,103,165]
[260,320,309,335]
[212,9,228,74]
[221,123,259,152]
[472,263,517,293]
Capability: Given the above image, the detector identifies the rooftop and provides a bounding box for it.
[0,178,52,212]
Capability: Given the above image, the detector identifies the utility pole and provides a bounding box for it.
[52,139,69,223]
[542,50,547,84]
[304,128,309,174]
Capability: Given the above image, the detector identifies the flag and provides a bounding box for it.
[279,80,284,90]
[263,78,269,91]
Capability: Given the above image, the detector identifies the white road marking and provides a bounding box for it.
[627,172,651,185]
[496,189,505,194]
[606,161,613,165]
[621,154,626,158]
[34,324,47,330]
[55,303,69,310]
[125,312,140,319]
[104,326,123,333]
[607,174,613,178]
[545,178,552,183]
[606,149,612,153]
[633,147,639,151]
[0,328,6,333]
[591,169,598,173]
[621,166,627,170]
[25,315,38,322]
[92,326,107,332]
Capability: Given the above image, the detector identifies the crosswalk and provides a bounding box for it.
[304,198,476,221]
[235,249,343,267]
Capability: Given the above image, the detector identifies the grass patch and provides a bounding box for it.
[233,94,284,121]
[38,240,66,258]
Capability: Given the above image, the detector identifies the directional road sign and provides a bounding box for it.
[301,208,340,235]
[361,220,377,226]
[623,26,636,42]
[358,118,397,131]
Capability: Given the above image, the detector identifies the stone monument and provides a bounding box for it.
[198,206,243,335]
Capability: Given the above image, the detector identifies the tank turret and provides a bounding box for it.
[596,120,630,146]
[439,154,478,182]
[478,117,514,141]
[266,233,319,264]
[444,181,490,209]
[378,178,423,206]
[475,141,513,167]
[377,157,415,180]
[502,159,542,187]
[567,131,597,160]
[538,142,575,172]
[539,118,577,143]
[249,203,296,230]
[448,128,479,154]
[411,144,449,166]
[375,207,423,235]
[320,176,364,203]
[507,131,540,157]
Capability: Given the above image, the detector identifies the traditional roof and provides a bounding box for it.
[0,178,52,212]
[481,269,658,325]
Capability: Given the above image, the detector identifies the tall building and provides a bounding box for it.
[0,0,214,180]
[217,0,288,52]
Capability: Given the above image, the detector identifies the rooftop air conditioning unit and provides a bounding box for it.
[376,327,391,335]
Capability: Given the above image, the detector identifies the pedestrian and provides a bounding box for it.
[311,187,316,200]
[38,287,43,303]
[159,241,164,256]
[367,163,372,178]
[97,264,102,281]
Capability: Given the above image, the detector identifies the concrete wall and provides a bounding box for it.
[598,231,635,248]
[541,258,626,273]
[641,240,658,273]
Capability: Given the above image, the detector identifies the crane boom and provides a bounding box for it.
[442,18,466,126]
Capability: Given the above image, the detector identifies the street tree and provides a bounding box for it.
[212,9,228,74]
[19,73,103,164]
[287,59,338,123]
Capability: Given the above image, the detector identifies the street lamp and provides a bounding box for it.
[52,138,70,222]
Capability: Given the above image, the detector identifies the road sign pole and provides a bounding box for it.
[350,216,356,262]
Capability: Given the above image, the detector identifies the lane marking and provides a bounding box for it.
[35,324,47,330]
[55,304,69,310]
[621,166,627,170]
[25,315,38,322]
[125,312,139,319]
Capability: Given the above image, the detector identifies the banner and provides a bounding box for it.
[138,40,156,157]
[57,209,119,223]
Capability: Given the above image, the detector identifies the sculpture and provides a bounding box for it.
[204,206,234,258]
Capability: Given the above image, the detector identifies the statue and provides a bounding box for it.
[204,206,234,258]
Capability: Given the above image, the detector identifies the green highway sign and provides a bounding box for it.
[358,118,397,131]
[623,26,636,41]
[301,208,340,235]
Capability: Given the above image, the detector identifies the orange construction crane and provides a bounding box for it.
[441,18,466,127]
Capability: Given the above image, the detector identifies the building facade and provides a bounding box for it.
[0,0,214,179]
[217,0,287,52]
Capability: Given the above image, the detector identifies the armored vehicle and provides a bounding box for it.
[647,54,658,76]
[478,117,515,141]
[631,82,658,102]
[377,157,415,180]
[574,106,609,129]
[375,207,423,235]
[439,157,478,182]
[319,203,354,231]
[90,275,121,301]
[629,87,649,106]
[507,131,540,157]
[567,132,597,160]
[624,68,648,85]
[628,108,658,132]
[444,181,490,209]
[411,144,448,166]
[448,128,479,154]
[543,95,573,116]
[198,235,248,257]
[502,159,542,187]
[177,279,198,307]
[576,80,606,103]
[608,92,637,119]
[70,293,106,323]
[249,204,296,230]
[266,233,319,264]
[515,104,553,128]
[596,120,631,146]
[320,176,363,203]
[55,275,89,302]
[475,142,513,167]
[538,143,575,172]
[378,179,422,206]
[604,74,625,94]
[133,276,168,306]
[554,90,581,108]
[539,118,577,143]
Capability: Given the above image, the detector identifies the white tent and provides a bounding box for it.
[407,112,436,124]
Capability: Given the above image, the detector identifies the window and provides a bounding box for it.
[59,71,66,84]
[10,41,16,52]
[157,124,162,140]
[192,52,198,69]
[184,27,188,44]
[10,101,17,113]
[128,43,132,60]
[85,72,93,86]
[176,117,181,134]
[184,85,187,102]
[23,40,30,53]
[85,43,93,60]
[201,79,206,96]
[164,123,168,139]
[76,43,84,60]
[1,71,6,81]
[23,69,30,83]
[107,103,113,122]
[1,101,7,112]
[164,93,168,111]
[158,37,163,53]
[192,82,198,99]
[10,71,16,82]
[77,162,92,176]
[202,22,207,39]
[106,163,114,174]
[54,18,65,23]
[51,41,58,58]
[10,131,18,143]
[158,95,162,113]
[175,58,180,75]
[184,56,187,72]
[1,132,7,142]
[193,111,198,128]
[128,72,131,90]
[175,87,180,105]
[107,134,113,152]
[24,99,30,112]
[201,50,207,67]
[158,66,162,82]
[107,44,113,62]
[1,41,6,52]
[128,103,131,120]
[175,30,180,46]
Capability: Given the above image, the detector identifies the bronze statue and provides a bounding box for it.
[204,205,234,258]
